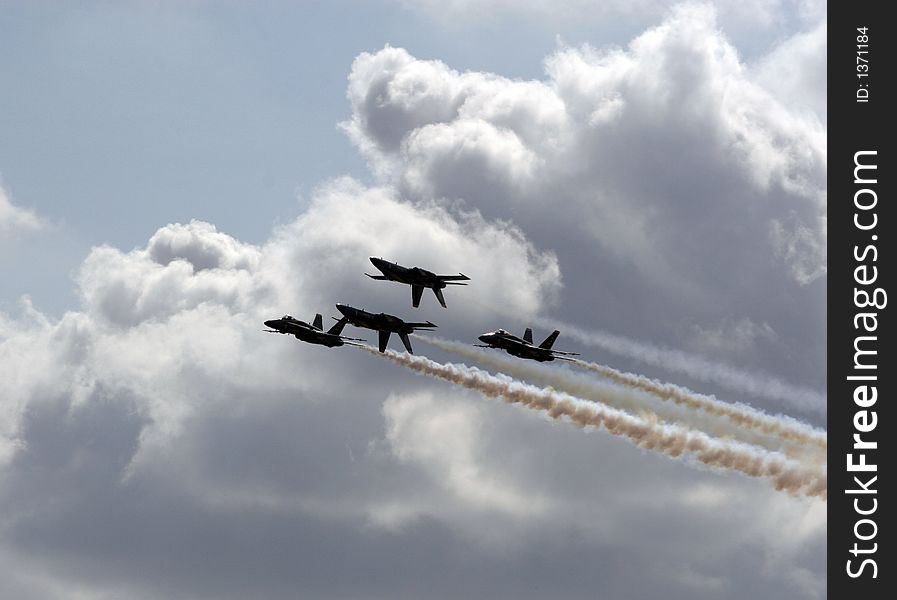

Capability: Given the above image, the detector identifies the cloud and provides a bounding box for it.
[0,174,823,599]
[1,177,560,471]
[0,183,44,235]
[381,390,549,525]
[0,5,825,598]
[343,3,827,409]
[752,19,826,123]
[346,5,825,293]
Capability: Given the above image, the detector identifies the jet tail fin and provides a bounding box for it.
[327,317,348,336]
[523,328,533,344]
[312,314,324,330]
[378,330,391,353]
[433,288,446,308]
[539,330,561,349]
[411,284,424,308]
[399,332,413,354]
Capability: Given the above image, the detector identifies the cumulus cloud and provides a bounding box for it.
[380,391,549,525]
[0,175,823,599]
[1,177,559,470]
[752,19,826,122]
[0,183,44,235]
[0,5,825,598]
[345,5,825,294]
[342,4,827,411]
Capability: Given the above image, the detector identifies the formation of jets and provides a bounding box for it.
[263,257,578,360]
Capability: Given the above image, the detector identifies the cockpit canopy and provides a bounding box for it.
[494,329,508,335]
[281,315,294,321]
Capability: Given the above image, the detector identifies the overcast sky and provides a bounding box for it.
[1,1,826,598]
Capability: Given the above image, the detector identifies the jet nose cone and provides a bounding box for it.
[478,335,490,344]
[335,303,349,315]
[369,256,385,267]
[264,320,276,328]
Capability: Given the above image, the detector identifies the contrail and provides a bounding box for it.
[416,336,826,459]
[538,318,826,415]
[565,359,826,451]
[360,345,826,499]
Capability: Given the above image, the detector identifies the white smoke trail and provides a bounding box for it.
[538,318,826,414]
[415,336,826,461]
[566,359,827,451]
[360,345,826,499]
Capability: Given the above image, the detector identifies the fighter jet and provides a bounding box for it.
[263,313,365,348]
[366,257,470,308]
[335,303,436,353]
[476,327,580,362]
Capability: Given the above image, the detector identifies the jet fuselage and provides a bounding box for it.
[264,316,347,347]
[335,304,436,353]
[477,330,558,362]
[366,257,469,308]
[369,257,443,287]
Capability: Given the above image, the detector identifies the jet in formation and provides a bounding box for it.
[336,303,436,353]
[476,327,580,362]
[264,314,365,348]
[366,257,470,308]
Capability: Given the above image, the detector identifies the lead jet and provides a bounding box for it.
[264,313,365,348]
[476,327,580,362]
[366,257,470,308]
[336,303,436,353]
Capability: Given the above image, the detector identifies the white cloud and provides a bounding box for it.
[0,172,824,599]
[0,177,560,472]
[382,390,548,523]
[345,4,826,294]
[0,5,826,598]
[752,19,826,123]
[0,183,44,235]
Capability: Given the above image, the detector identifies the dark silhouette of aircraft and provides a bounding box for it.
[476,327,580,362]
[366,257,470,308]
[264,314,365,347]
[336,303,436,353]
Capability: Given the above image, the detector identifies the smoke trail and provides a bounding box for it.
[566,359,827,451]
[416,336,826,460]
[360,346,826,499]
[538,318,825,414]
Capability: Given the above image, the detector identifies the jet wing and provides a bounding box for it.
[437,273,470,282]
[549,350,581,356]
[365,273,389,280]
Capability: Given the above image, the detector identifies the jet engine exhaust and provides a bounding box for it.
[416,335,826,461]
[359,344,826,500]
